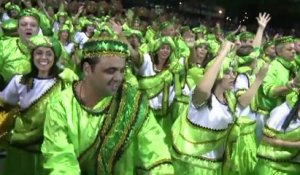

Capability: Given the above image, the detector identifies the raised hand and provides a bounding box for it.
[110,19,122,35]
[256,12,271,29]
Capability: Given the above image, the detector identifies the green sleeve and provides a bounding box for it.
[136,111,174,174]
[41,99,81,175]
[262,62,286,98]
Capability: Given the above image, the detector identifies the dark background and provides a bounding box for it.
[124,0,300,31]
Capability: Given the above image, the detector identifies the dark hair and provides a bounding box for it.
[195,44,213,68]
[20,47,60,90]
[80,56,101,72]
[82,24,94,34]
[152,52,169,70]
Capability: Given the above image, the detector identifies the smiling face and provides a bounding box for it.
[18,16,39,42]
[157,44,171,63]
[33,46,55,76]
[84,55,126,97]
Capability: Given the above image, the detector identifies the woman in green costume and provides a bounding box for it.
[171,40,264,175]
[133,36,189,144]
[0,35,72,175]
[186,38,213,89]
[255,92,300,175]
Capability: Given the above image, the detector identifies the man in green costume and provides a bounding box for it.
[41,38,174,175]
[0,11,40,90]
[257,36,300,114]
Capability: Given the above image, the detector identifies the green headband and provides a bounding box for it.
[82,38,130,59]
[159,21,174,31]
[239,32,254,41]
[29,35,62,59]
[275,36,294,46]
[192,25,207,34]
[263,41,274,51]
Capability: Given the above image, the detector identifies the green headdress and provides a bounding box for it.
[275,36,294,46]
[180,26,190,34]
[195,39,212,53]
[5,2,21,13]
[59,24,71,33]
[19,9,40,24]
[239,32,254,42]
[28,35,62,59]
[192,25,207,34]
[206,56,238,80]
[79,18,94,30]
[263,40,274,51]
[225,32,237,42]
[82,38,130,59]
[151,36,176,53]
[159,21,174,31]
[123,23,144,42]
[55,11,68,21]
[1,19,18,37]
[96,23,115,38]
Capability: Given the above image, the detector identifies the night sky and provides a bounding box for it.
[124,0,300,29]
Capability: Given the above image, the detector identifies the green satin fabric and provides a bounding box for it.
[172,105,230,156]
[42,84,174,175]
[230,117,257,175]
[255,158,300,175]
[139,70,173,99]
[257,58,291,113]
[171,102,231,175]
[186,65,204,89]
[175,37,190,59]
[0,38,31,83]
[257,126,300,164]
[2,79,65,175]
[255,124,300,173]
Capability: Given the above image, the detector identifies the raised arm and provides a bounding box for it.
[252,12,271,48]
[238,64,269,108]
[192,41,233,105]
[110,19,140,67]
